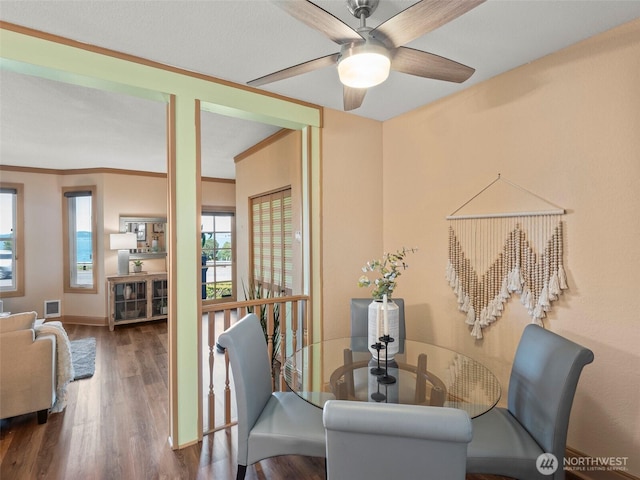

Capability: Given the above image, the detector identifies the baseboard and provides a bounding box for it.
[60,315,108,327]
[565,446,638,480]
[170,437,199,451]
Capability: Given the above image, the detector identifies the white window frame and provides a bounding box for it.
[201,207,236,303]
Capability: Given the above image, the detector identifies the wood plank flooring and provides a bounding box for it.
[1,320,513,479]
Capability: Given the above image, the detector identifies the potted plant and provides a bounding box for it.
[160,298,168,315]
[131,259,143,273]
[216,281,282,370]
[243,281,281,368]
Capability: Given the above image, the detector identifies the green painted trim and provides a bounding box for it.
[1,24,322,448]
[173,96,201,444]
[0,28,321,128]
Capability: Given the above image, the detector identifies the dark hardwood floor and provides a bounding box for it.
[1,320,513,479]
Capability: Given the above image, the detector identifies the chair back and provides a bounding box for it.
[350,298,405,353]
[217,313,273,464]
[350,298,405,337]
[508,324,594,459]
[323,400,472,480]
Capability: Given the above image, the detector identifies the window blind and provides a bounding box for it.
[63,190,92,198]
[250,188,292,295]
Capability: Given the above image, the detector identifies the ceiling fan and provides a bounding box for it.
[248,0,486,111]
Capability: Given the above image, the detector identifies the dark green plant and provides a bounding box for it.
[243,281,281,367]
[205,282,233,300]
[201,230,220,261]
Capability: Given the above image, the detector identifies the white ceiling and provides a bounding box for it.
[1,0,640,178]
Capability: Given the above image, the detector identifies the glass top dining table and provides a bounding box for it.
[283,337,501,418]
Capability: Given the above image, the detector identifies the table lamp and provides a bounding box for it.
[110,233,137,275]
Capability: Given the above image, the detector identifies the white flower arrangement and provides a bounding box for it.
[358,247,417,300]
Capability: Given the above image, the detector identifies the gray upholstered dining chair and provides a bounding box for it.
[466,324,594,480]
[217,313,326,480]
[350,298,405,352]
[323,400,472,480]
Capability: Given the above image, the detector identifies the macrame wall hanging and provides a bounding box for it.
[446,175,567,339]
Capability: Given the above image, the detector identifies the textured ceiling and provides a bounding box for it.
[1,0,639,178]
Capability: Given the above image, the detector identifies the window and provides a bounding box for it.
[63,186,97,293]
[201,208,235,302]
[0,183,24,297]
[250,188,292,295]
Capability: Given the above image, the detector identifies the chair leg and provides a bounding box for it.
[236,464,247,480]
[37,409,48,424]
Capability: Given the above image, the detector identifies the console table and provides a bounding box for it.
[106,272,167,331]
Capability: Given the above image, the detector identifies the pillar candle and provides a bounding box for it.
[383,294,389,335]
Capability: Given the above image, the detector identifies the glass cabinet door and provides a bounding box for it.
[152,279,168,316]
[114,281,147,321]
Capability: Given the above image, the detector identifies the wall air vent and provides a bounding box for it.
[44,299,61,318]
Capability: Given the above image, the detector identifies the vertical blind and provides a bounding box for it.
[251,188,292,295]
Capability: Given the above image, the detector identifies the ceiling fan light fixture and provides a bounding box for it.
[338,43,390,89]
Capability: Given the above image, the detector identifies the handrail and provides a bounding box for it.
[204,294,309,312]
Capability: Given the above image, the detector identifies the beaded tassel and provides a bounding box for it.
[447,217,568,338]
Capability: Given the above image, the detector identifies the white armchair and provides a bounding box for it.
[0,312,56,423]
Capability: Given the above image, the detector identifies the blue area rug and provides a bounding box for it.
[70,337,96,380]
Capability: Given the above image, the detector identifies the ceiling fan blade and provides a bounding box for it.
[372,0,486,48]
[392,47,475,83]
[248,53,340,87]
[273,0,363,44]
[344,86,367,111]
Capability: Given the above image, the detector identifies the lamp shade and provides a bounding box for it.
[110,233,137,250]
[338,42,390,89]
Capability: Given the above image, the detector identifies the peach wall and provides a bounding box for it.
[201,179,235,208]
[0,170,234,322]
[60,172,106,318]
[0,170,111,318]
[382,19,640,474]
[235,130,303,295]
[0,170,64,317]
[320,108,384,340]
[102,173,169,276]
